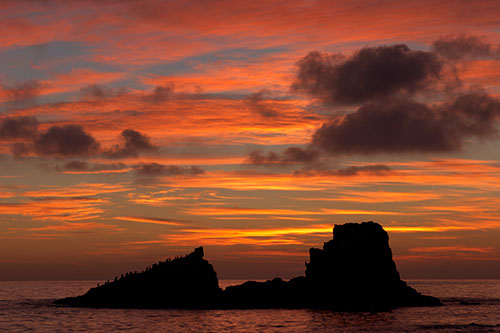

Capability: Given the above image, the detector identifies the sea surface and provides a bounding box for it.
[0,279,499,332]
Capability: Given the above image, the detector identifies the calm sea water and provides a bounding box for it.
[0,280,499,332]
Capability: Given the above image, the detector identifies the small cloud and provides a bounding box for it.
[295,164,392,177]
[105,129,158,158]
[54,160,127,173]
[247,147,319,166]
[2,80,44,103]
[134,163,204,176]
[244,89,279,117]
[79,84,128,100]
[432,34,499,60]
[143,83,175,103]
[0,116,39,139]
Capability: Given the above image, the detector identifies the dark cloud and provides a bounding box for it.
[2,80,43,103]
[432,35,499,60]
[311,92,500,155]
[295,164,392,177]
[58,160,90,171]
[1,116,158,159]
[134,163,204,176]
[54,160,127,172]
[79,84,128,100]
[33,125,100,157]
[245,90,279,117]
[247,147,319,165]
[80,84,112,100]
[0,116,39,139]
[292,45,443,104]
[106,129,158,158]
[10,142,30,158]
[144,83,175,103]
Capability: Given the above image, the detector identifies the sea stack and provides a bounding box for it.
[304,221,440,310]
[55,222,441,310]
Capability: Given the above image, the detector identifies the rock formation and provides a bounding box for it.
[55,247,221,308]
[55,222,441,310]
[304,221,440,310]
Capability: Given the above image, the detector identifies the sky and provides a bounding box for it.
[1,0,500,280]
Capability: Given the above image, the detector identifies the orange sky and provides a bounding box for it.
[1,0,500,280]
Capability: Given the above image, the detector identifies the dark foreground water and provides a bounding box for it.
[0,280,499,332]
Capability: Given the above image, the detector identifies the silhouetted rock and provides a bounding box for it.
[54,247,221,308]
[55,222,441,310]
[304,221,441,310]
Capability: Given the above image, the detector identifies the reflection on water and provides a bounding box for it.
[0,280,499,332]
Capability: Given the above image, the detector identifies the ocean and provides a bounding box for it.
[0,280,499,332]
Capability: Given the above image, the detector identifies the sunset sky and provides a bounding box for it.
[1,0,500,280]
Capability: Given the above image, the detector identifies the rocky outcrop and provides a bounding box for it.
[55,222,441,310]
[55,247,221,308]
[304,221,440,310]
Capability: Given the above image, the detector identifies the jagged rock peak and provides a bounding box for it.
[191,246,204,258]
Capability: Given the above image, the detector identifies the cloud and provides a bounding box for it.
[311,92,500,155]
[2,80,44,103]
[105,129,157,158]
[432,35,499,60]
[1,115,159,160]
[295,164,392,177]
[143,83,175,103]
[79,84,128,100]
[247,147,319,165]
[33,124,100,157]
[54,160,127,173]
[244,89,279,117]
[0,116,38,139]
[10,142,30,157]
[292,45,443,105]
[57,160,91,171]
[134,163,204,176]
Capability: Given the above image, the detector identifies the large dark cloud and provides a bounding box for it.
[134,163,204,176]
[432,35,499,60]
[106,129,158,158]
[0,116,39,139]
[247,147,319,165]
[292,45,443,105]
[311,92,500,154]
[33,125,100,157]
